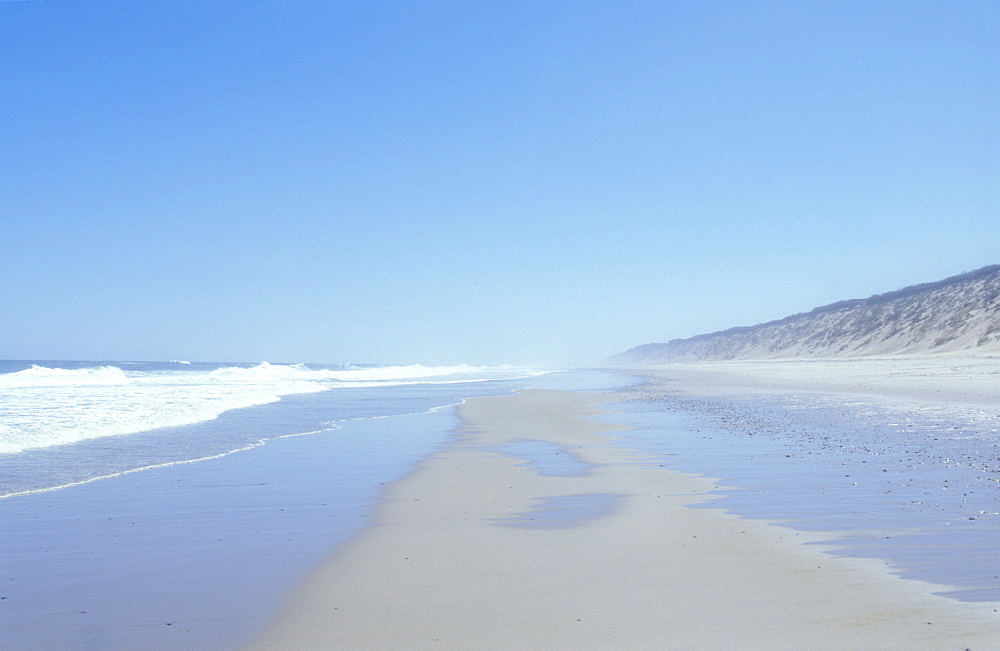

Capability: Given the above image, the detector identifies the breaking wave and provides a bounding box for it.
[0,362,547,455]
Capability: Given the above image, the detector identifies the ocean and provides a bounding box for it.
[4,360,999,648]
[0,360,629,649]
[0,360,567,498]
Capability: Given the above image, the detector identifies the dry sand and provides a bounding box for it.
[633,353,1000,408]
[252,385,1000,649]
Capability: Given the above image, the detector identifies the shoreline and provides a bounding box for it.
[252,388,1000,648]
[0,391,475,650]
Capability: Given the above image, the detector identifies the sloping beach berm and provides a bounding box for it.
[253,378,1000,648]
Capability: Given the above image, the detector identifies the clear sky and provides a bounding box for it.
[2,0,997,367]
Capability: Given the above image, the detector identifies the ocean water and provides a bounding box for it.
[0,360,630,649]
[0,360,553,498]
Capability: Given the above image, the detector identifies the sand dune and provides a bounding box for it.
[613,265,1000,363]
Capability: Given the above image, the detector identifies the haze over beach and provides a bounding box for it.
[2,1,1000,649]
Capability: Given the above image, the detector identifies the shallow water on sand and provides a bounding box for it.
[613,390,1000,602]
[0,370,635,649]
[494,493,625,528]
[496,439,593,477]
[0,407,464,649]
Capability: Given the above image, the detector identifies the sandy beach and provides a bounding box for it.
[253,381,1000,649]
[630,353,1000,408]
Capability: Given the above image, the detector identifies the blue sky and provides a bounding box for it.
[2,0,997,366]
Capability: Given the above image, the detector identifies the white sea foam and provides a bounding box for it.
[0,362,547,455]
[0,364,131,388]
[208,362,539,385]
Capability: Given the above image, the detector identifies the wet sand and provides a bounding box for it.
[253,388,1000,649]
